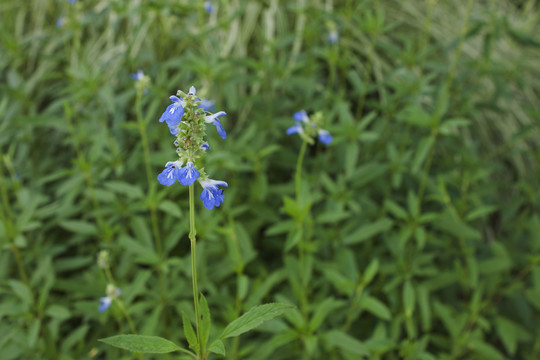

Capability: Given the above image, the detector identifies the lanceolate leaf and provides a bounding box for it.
[220,303,295,339]
[99,335,186,354]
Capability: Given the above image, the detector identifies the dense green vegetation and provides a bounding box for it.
[1,0,540,359]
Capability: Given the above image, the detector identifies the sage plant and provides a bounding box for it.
[100,86,292,359]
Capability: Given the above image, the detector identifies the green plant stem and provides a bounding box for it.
[11,245,30,287]
[189,184,203,358]
[295,140,308,203]
[135,92,162,255]
[294,140,308,291]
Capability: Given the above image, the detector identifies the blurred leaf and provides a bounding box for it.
[343,218,393,245]
[220,303,295,339]
[360,296,391,321]
[99,335,184,354]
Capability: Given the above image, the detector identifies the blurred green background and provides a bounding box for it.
[1,0,540,359]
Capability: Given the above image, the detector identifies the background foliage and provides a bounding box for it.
[1,0,540,359]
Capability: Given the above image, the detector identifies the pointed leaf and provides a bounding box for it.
[220,303,295,339]
[182,312,198,352]
[208,339,226,356]
[99,335,183,354]
[200,294,211,352]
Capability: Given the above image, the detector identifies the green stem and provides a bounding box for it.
[136,92,162,255]
[295,140,308,204]
[189,184,202,357]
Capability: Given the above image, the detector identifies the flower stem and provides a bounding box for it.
[295,140,308,204]
[136,92,162,255]
[189,184,202,357]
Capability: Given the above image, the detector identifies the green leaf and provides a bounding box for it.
[403,280,415,317]
[343,218,393,245]
[200,294,211,352]
[467,338,505,360]
[158,200,183,218]
[324,330,370,356]
[208,339,226,356]
[397,106,433,128]
[360,296,391,321]
[411,136,434,175]
[182,312,198,353]
[99,335,184,354]
[220,303,295,339]
[59,220,97,236]
[362,258,379,285]
[308,298,344,332]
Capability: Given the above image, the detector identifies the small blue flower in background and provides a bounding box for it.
[201,142,211,151]
[204,1,213,14]
[199,99,216,112]
[205,111,227,139]
[178,162,200,185]
[318,129,333,145]
[157,160,184,186]
[286,122,303,135]
[67,0,77,3]
[328,29,339,43]
[293,110,309,123]
[56,17,64,27]
[130,69,144,80]
[199,179,228,210]
[99,285,121,312]
[287,110,332,145]
[159,96,186,135]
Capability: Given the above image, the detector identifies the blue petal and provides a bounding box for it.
[318,130,333,145]
[200,187,224,209]
[286,124,301,135]
[213,119,227,139]
[98,297,112,312]
[178,163,200,185]
[157,164,181,186]
[293,110,309,123]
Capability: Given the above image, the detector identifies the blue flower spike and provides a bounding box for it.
[205,111,227,139]
[199,179,228,210]
[157,160,184,186]
[99,285,121,312]
[287,110,332,146]
[157,86,229,209]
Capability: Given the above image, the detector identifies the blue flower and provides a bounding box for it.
[188,86,197,95]
[67,0,77,3]
[157,161,183,186]
[177,161,200,185]
[328,30,339,43]
[130,69,144,80]
[56,17,64,28]
[286,123,303,135]
[199,179,228,209]
[98,296,113,312]
[199,99,216,112]
[159,96,186,135]
[205,111,227,139]
[318,129,333,145]
[99,285,121,312]
[201,142,211,151]
[204,1,213,13]
[293,110,309,123]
